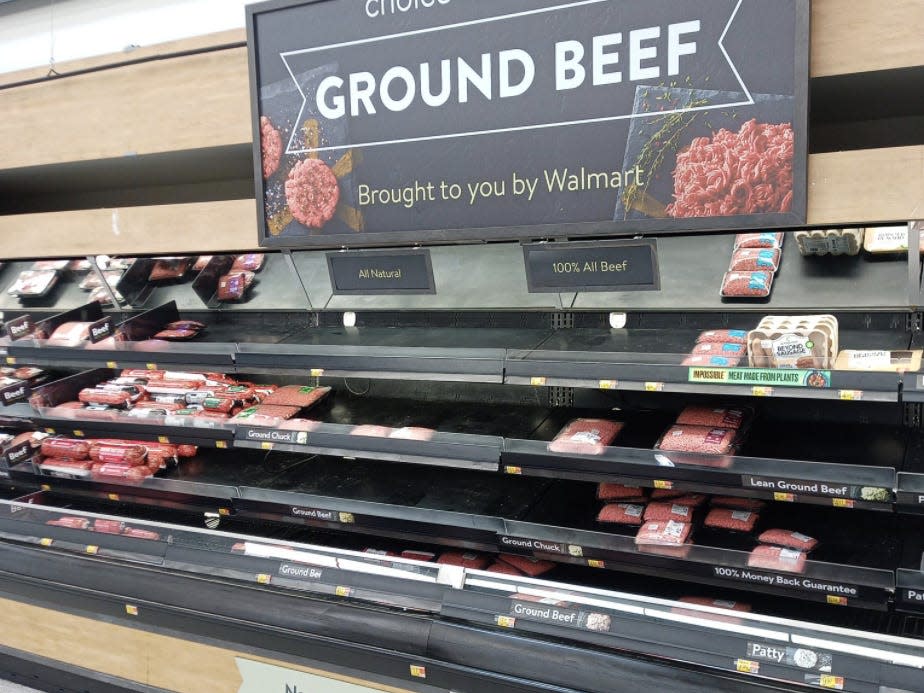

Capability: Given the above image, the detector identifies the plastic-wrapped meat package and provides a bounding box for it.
[41,438,91,460]
[757,529,818,552]
[695,329,749,345]
[496,554,556,576]
[232,253,265,272]
[176,445,198,458]
[93,519,125,535]
[261,385,331,409]
[721,271,774,298]
[89,442,147,465]
[121,528,161,541]
[729,247,781,272]
[436,551,491,570]
[252,404,301,419]
[217,271,255,301]
[748,545,807,574]
[690,342,746,358]
[704,508,759,533]
[46,516,91,530]
[734,232,784,250]
[635,520,692,558]
[78,388,133,408]
[278,418,322,432]
[643,502,695,523]
[710,496,766,512]
[31,260,69,271]
[597,502,645,526]
[389,427,436,441]
[7,270,59,297]
[547,419,623,455]
[486,561,523,576]
[91,463,153,481]
[193,255,213,272]
[675,406,746,429]
[351,425,393,437]
[681,354,741,368]
[656,425,738,455]
[39,458,93,477]
[47,321,92,345]
[154,328,200,341]
[148,257,191,281]
[596,482,646,501]
[649,488,685,500]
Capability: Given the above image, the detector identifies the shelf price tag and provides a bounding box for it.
[124,605,139,616]
[107,493,120,501]
[839,390,863,401]
[39,538,53,547]
[653,480,673,490]
[530,377,547,387]
[219,508,231,516]
[568,545,584,557]
[310,368,324,377]
[752,386,774,397]
[73,430,84,438]
[826,595,848,606]
[735,659,760,674]
[504,466,523,475]
[4,357,15,366]
[409,665,427,679]
[146,363,158,371]
[44,428,55,435]
[645,382,664,392]
[157,436,170,444]
[261,442,274,450]
[774,492,795,502]
[818,675,845,690]
[40,484,51,492]
[338,512,355,524]
[216,441,228,449]
[599,379,617,390]
[86,545,99,555]
[832,499,855,509]
[256,574,272,585]
[106,361,118,369]
[335,586,353,597]
[587,559,605,569]
[495,615,516,628]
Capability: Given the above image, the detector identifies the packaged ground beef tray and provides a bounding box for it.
[597,503,645,526]
[547,418,623,455]
[747,545,807,574]
[720,270,774,299]
[757,529,818,552]
[635,520,692,546]
[261,385,331,409]
[596,482,646,501]
[675,406,746,429]
[656,425,738,455]
[690,342,746,357]
[436,551,491,570]
[734,232,784,250]
[695,329,749,345]
[496,554,556,576]
[729,247,782,272]
[681,354,741,368]
[704,508,759,532]
[643,502,694,523]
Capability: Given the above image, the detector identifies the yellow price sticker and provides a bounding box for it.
[310,368,324,377]
[587,559,605,569]
[261,442,274,450]
[338,512,355,524]
[158,436,170,444]
[125,605,139,616]
[106,361,118,369]
[827,595,848,606]
[505,466,523,475]
[653,480,673,490]
[40,484,51,492]
[39,538,53,547]
[568,545,584,557]
[73,430,84,438]
[839,390,862,401]
[107,493,120,501]
[819,675,845,690]
[335,586,352,597]
[5,357,15,365]
[495,616,516,628]
[774,492,795,502]
[530,376,547,386]
[146,363,158,370]
[645,382,664,392]
[409,665,427,679]
[218,508,231,516]
[832,498,855,509]
[256,574,272,585]
[599,379,618,390]
[216,441,228,449]
[86,545,99,555]
[735,659,759,674]
[752,386,774,397]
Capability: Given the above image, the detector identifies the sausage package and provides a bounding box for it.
[794,229,862,256]
[547,418,624,455]
[747,315,838,369]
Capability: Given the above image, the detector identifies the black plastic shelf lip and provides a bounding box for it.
[32,414,234,445]
[235,343,506,381]
[0,515,169,558]
[233,425,502,471]
[896,473,924,510]
[505,360,901,401]
[6,341,237,369]
[502,441,896,501]
[901,373,924,402]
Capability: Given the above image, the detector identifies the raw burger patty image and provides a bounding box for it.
[285,158,340,228]
[260,116,282,179]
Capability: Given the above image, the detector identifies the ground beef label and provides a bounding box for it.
[249,0,809,247]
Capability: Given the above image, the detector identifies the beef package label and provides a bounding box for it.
[239,428,308,445]
[745,642,833,672]
[509,599,614,633]
[277,562,325,582]
[88,317,115,344]
[289,506,341,522]
[712,565,861,599]
[499,535,567,555]
[742,476,852,499]
[0,380,30,406]
[4,315,34,341]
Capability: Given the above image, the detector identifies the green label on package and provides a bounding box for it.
[688,367,831,389]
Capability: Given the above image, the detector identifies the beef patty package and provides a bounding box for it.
[748,545,807,574]
[747,314,838,369]
[547,418,623,455]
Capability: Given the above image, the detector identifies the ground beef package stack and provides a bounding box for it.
[547,418,623,455]
[496,554,556,577]
[720,270,774,299]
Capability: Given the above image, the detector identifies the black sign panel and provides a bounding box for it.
[524,239,659,292]
[88,317,115,344]
[4,315,34,341]
[327,249,435,294]
[249,0,809,247]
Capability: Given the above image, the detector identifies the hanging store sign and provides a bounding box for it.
[248,0,809,247]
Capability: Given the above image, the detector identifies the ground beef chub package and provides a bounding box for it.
[261,385,331,409]
[547,418,623,455]
[704,508,759,533]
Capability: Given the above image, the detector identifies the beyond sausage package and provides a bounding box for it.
[794,229,863,256]
[747,314,838,369]
[547,418,624,455]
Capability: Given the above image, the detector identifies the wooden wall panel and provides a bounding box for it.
[0,147,919,259]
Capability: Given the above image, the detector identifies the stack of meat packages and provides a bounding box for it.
[720,232,784,300]
[47,370,330,429]
[654,405,748,467]
[682,329,749,368]
[37,435,196,482]
[46,515,161,541]
[596,483,702,557]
